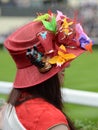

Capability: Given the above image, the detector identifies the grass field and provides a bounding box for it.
[64,45,98,92]
[0,45,98,129]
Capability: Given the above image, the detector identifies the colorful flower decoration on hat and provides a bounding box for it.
[42,16,57,33]
[75,23,93,52]
[39,31,47,40]
[61,18,73,35]
[34,12,57,33]
[56,10,67,21]
[34,13,50,21]
[26,46,52,73]
[29,10,93,73]
[48,45,76,67]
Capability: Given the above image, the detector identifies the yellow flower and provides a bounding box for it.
[61,18,73,35]
[48,45,76,67]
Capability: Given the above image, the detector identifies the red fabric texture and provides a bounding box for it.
[15,98,68,130]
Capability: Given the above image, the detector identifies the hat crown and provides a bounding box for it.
[6,22,43,51]
[5,21,56,70]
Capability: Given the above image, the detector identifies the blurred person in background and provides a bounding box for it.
[2,10,93,130]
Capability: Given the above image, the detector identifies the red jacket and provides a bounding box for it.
[16,98,68,130]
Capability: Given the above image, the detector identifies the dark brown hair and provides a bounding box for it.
[7,74,76,130]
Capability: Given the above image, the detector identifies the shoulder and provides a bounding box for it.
[36,102,68,130]
[16,98,68,130]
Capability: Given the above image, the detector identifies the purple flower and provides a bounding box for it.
[79,35,90,49]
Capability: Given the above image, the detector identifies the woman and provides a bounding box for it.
[3,10,93,130]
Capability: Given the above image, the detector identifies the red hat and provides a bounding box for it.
[4,11,93,88]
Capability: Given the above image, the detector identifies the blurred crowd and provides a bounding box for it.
[0,0,33,7]
[77,3,98,38]
[0,0,98,43]
[0,0,64,7]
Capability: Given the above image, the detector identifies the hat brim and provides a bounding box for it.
[14,48,85,88]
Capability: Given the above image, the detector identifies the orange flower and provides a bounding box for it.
[48,45,76,67]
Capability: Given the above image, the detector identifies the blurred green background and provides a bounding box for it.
[64,45,98,92]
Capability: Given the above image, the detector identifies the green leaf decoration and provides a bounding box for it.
[42,16,57,33]
[34,13,50,21]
